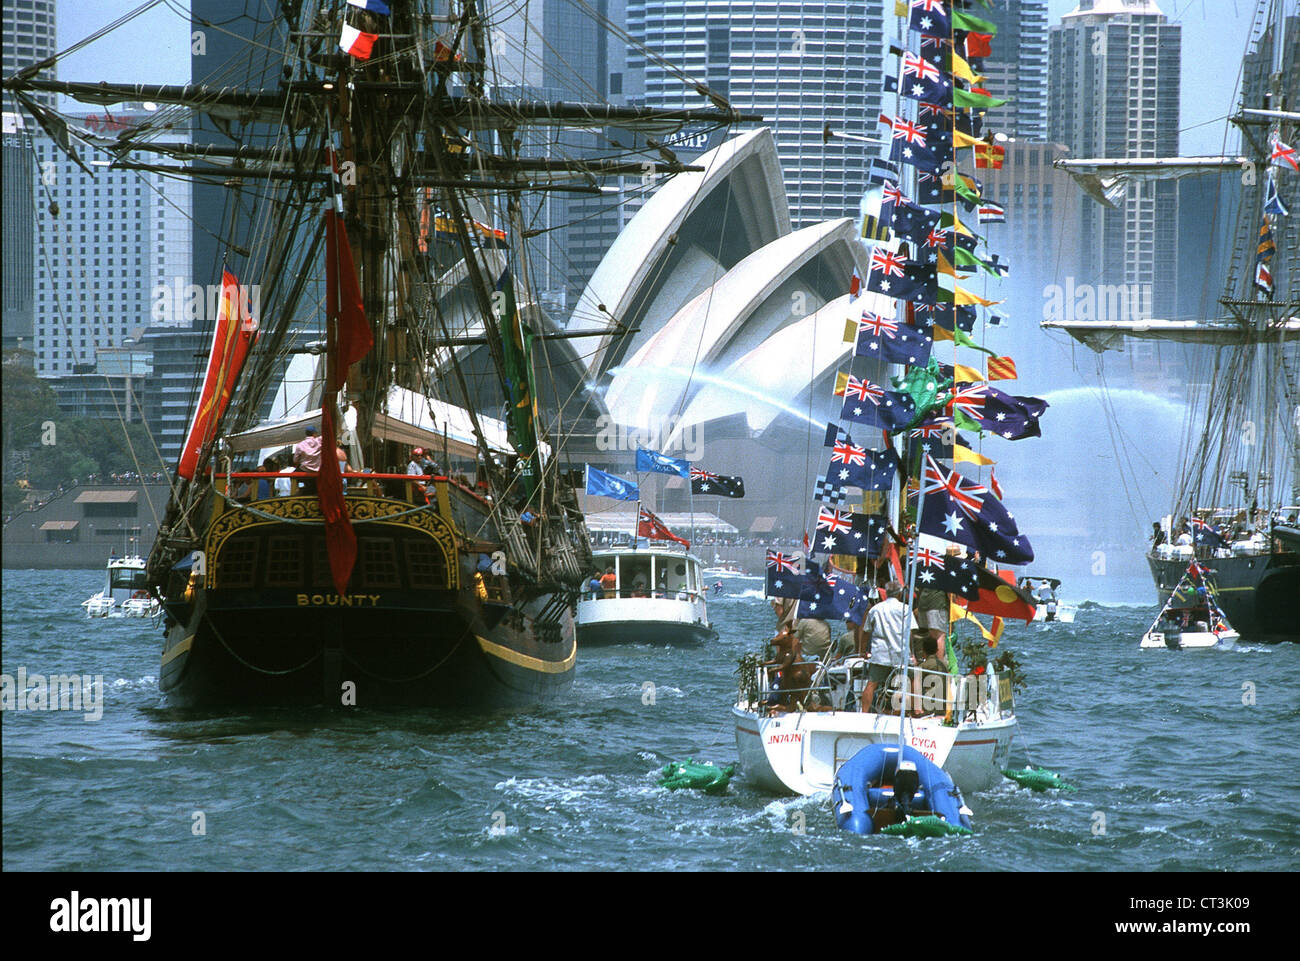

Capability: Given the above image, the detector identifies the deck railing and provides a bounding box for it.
[742,658,1010,722]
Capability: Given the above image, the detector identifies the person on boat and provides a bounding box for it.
[765,625,818,711]
[630,571,649,597]
[915,585,948,662]
[1175,521,1193,547]
[1151,522,1167,548]
[587,572,603,600]
[795,615,833,662]
[600,565,617,598]
[916,634,946,715]
[860,581,916,714]
[256,457,279,499]
[293,425,323,495]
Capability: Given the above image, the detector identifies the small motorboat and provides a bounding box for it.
[1020,576,1077,623]
[82,554,160,619]
[832,743,973,836]
[1140,560,1237,650]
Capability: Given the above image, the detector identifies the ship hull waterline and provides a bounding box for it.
[160,588,575,709]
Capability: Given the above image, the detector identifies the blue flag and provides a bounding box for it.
[765,549,805,599]
[812,506,889,558]
[585,465,640,501]
[635,447,690,477]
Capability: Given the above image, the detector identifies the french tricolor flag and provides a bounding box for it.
[340,24,379,60]
[346,0,390,13]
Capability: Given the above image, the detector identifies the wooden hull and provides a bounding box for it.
[159,586,575,708]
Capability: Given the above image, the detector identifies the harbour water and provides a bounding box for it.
[3,570,1297,871]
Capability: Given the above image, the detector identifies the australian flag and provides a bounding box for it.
[896,49,953,106]
[881,113,951,174]
[919,301,978,334]
[916,457,1034,565]
[690,468,745,498]
[853,310,934,366]
[813,506,889,558]
[912,546,980,600]
[1191,517,1227,549]
[823,426,900,492]
[950,384,1048,440]
[765,549,804,599]
[798,567,870,625]
[865,248,935,302]
[888,194,944,246]
[839,375,918,432]
[908,418,961,462]
[909,0,950,38]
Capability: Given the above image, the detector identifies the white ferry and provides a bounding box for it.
[576,546,716,644]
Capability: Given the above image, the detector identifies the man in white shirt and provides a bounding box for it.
[860,581,916,713]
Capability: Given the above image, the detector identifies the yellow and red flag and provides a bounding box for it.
[176,269,257,480]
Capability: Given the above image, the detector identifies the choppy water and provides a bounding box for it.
[3,570,1297,871]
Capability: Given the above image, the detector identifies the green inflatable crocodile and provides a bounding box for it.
[658,758,735,796]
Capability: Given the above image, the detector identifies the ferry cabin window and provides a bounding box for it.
[622,557,652,595]
[109,568,149,591]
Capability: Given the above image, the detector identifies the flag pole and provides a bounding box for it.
[898,479,925,746]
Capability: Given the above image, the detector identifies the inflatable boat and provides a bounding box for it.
[831,743,973,836]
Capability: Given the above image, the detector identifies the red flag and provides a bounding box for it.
[314,175,373,594]
[326,151,373,374]
[989,467,1003,500]
[965,32,993,58]
[177,269,257,480]
[638,507,690,547]
[317,394,355,594]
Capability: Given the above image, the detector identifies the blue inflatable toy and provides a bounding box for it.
[831,744,973,836]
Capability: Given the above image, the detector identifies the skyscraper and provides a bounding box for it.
[628,1,888,231]
[2,0,56,356]
[1049,0,1181,318]
[31,108,192,378]
[2,0,56,108]
[977,0,1048,140]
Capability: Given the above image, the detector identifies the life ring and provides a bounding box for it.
[132,589,150,599]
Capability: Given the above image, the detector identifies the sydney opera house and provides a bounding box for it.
[553,127,897,537]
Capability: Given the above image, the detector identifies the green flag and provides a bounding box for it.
[954,87,1008,110]
[952,9,997,34]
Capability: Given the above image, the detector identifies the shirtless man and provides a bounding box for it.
[765,625,818,712]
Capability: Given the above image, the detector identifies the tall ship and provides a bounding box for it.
[5,1,750,705]
[1044,0,1300,642]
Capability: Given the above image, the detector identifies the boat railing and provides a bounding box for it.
[217,470,446,506]
[582,588,707,602]
[742,659,1010,722]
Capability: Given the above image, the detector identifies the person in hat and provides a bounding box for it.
[407,447,427,477]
